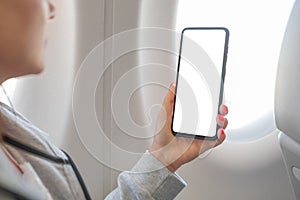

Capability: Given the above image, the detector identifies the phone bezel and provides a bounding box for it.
[171,27,230,140]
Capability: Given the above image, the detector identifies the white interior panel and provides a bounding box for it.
[275,0,300,144]
[279,133,300,199]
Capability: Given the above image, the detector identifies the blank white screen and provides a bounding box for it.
[172,29,226,137]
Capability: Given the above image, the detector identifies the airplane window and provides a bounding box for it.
[176,0,294,142]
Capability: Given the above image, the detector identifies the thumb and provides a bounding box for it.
[162,83,176,117]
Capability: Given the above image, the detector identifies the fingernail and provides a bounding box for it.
[218,114,225,121]
[224,105,228,113]
[221,129,225,135]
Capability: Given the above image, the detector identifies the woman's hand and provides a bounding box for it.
[149,83,228,172]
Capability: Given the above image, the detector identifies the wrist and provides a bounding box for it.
[149,144,182,173]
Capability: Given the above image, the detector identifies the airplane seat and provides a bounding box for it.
[275,0,300,199]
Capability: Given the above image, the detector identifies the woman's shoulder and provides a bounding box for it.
[0,101,67,162]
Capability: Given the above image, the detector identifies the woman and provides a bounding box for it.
[0,0,228,199]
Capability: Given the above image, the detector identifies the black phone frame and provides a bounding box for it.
[171,27,230,140]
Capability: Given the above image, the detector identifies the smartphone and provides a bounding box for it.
[171,27,229,140]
